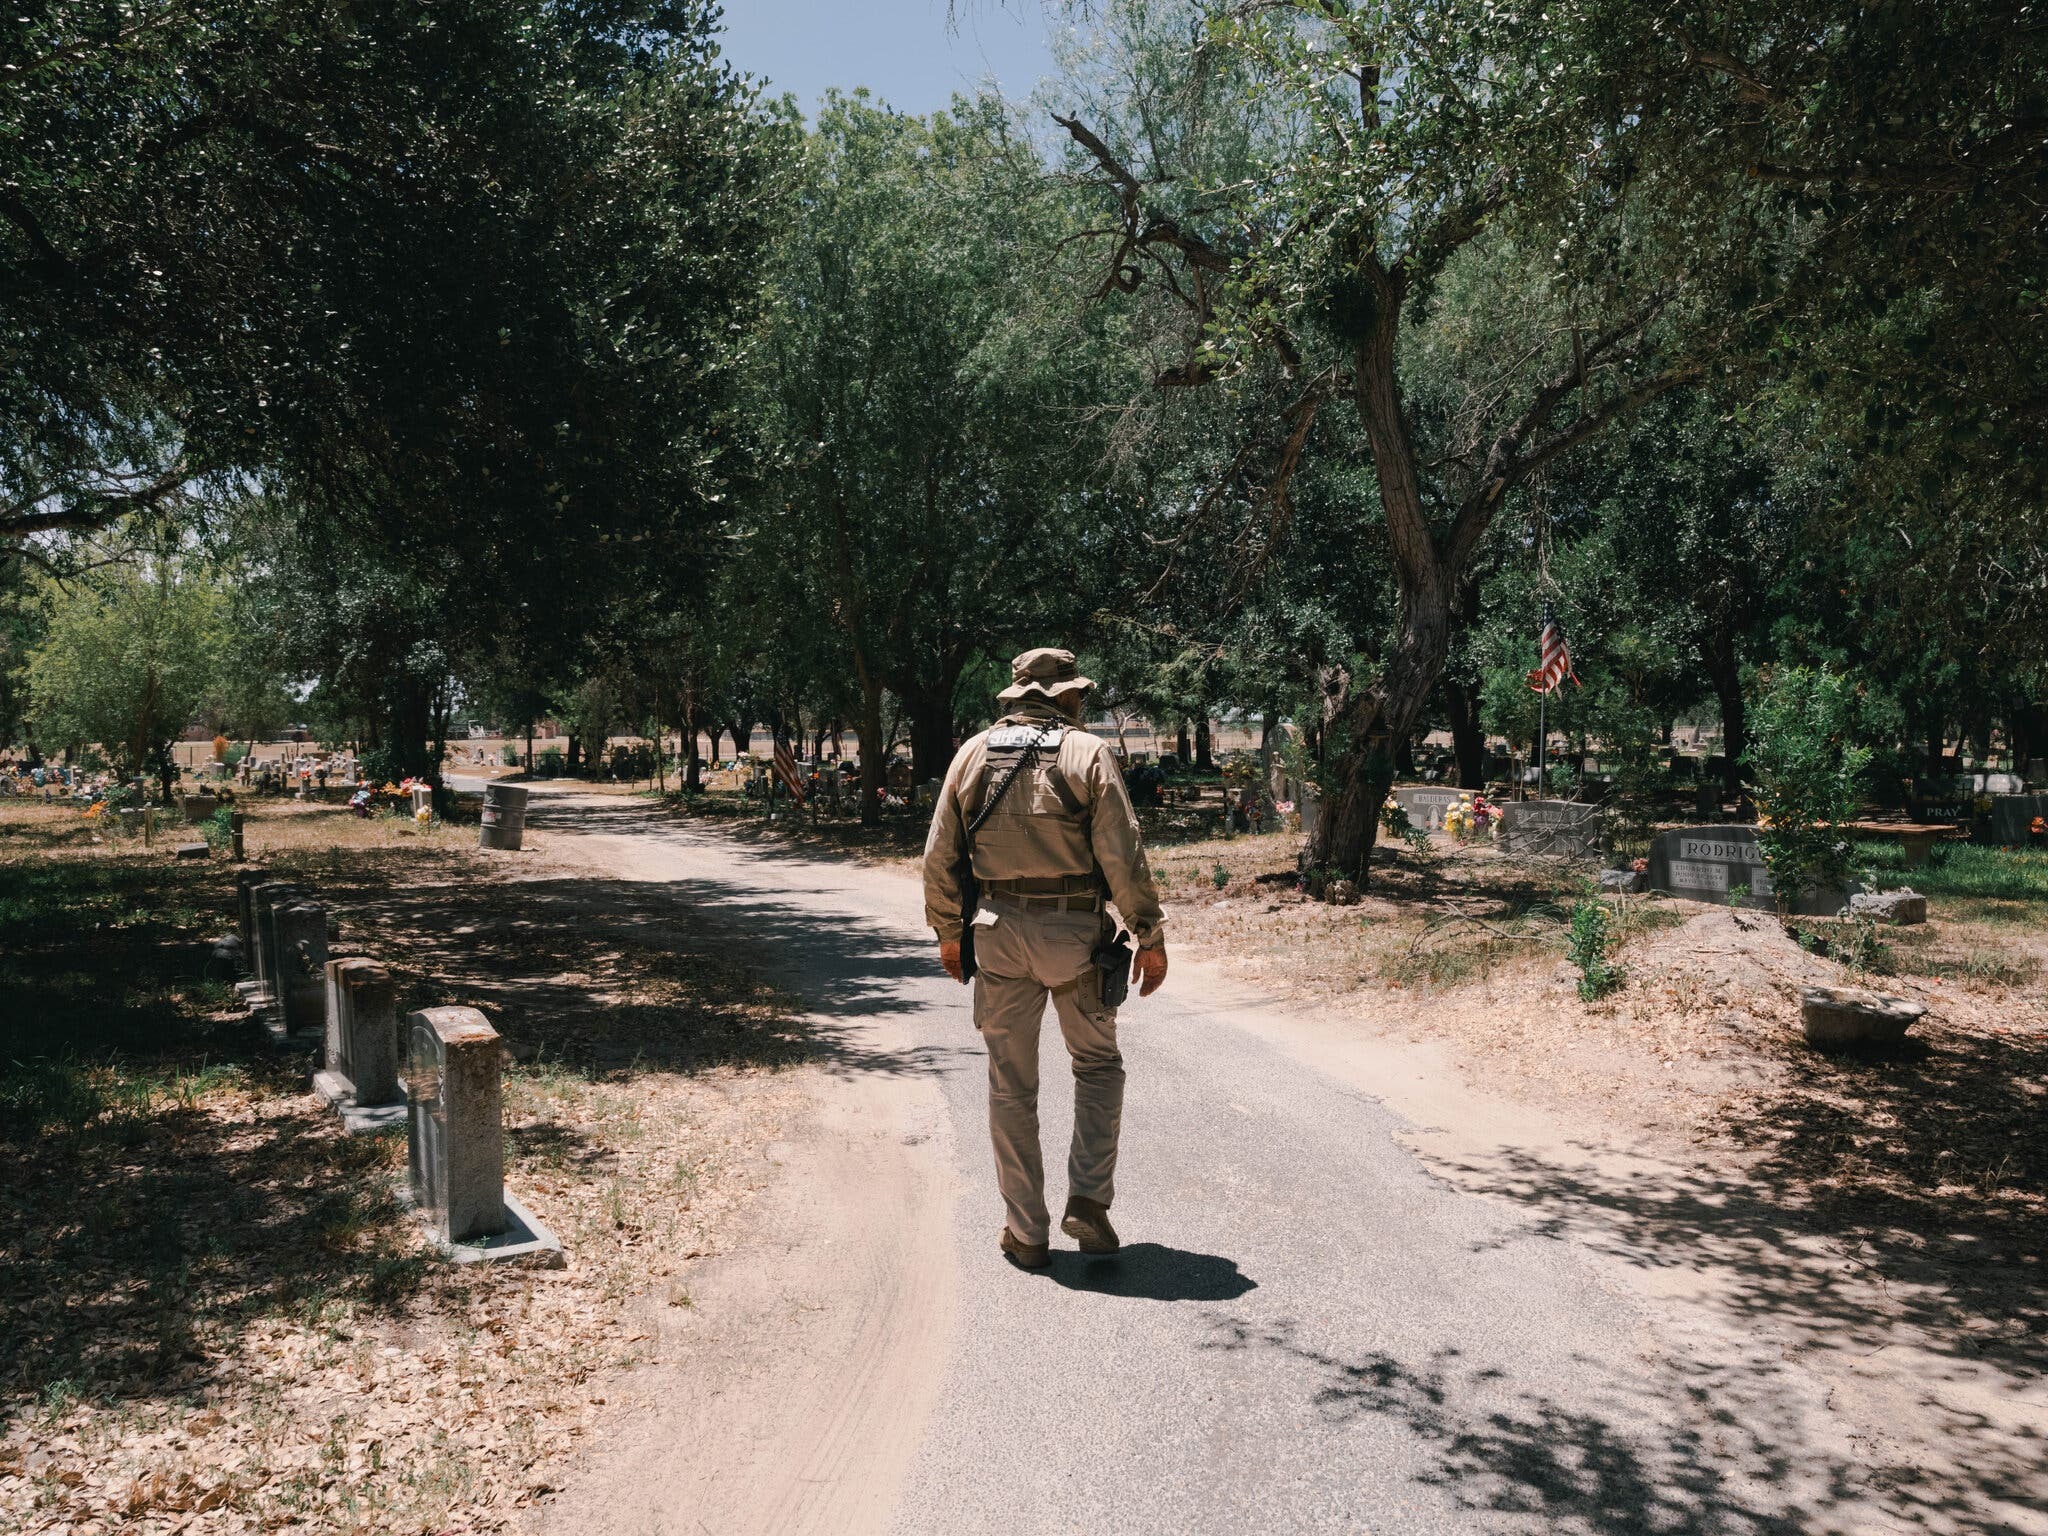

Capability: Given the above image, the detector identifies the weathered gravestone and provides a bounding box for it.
[1391,786,1463,832]
[275,902,329,1039]
[315,960,405,1128]
[248,881,303,1003]
[1498,799,1604,857]
[406,1007,562,1261]
[183,792,219,824]
[1981,794,2048,846]
[1646,825,1856,916]
[1800,985,1925,1050]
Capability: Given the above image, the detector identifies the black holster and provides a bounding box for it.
[1092,927,1133,1008]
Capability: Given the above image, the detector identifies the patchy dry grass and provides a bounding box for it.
[0,794,806,1534]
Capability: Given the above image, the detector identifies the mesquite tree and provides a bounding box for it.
[1050,0,1771,879]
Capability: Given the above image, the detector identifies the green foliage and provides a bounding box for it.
[502,744,521,767]
[536,747,566,778]
[1747,666,1872,902]
[202,805,235,852]
[24,561,223,772]
[1567,900,1621,1002]
[1210,862,1230,890]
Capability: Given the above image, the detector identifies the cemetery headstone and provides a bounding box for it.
[408,1007,505,1242]
[316,960,405,1127]
[1498,799,1604,856]
[405,1008,566,1264]
[276,902,329,1038]
[1848,889,1928,926]
[183,792,219,824]
[478,782,530,852]
[1645,825,1856,916]
[1800,985,1924,1050]
[174,841,209,859]
[1391,785,1462,832]
[250,881,303,996]
[230,811,245,861]
[235,869,269,953]
[1981,793,2048,846]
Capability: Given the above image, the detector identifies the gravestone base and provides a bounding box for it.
[312,1069,411,1133]
[1848,889,1928,926]
[1800,986,1926,1050]
[397,1182,564,1266]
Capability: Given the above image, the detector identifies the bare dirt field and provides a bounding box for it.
[0,794,810,1535]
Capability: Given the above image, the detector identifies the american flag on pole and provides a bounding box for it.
[1526,603,1580,694]
[772,738,807,804]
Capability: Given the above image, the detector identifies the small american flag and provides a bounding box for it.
[1526,603,1580,694]
[772,739,807,804]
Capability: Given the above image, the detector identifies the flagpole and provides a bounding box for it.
[1535,687,1546,802]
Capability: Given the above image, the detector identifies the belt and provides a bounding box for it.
[986,888,1103,914]
[985,874,1100,896]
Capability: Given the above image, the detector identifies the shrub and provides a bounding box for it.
[1567,899,1621,1000]
[536,746,565,777]
[1745,666,1871,906]
[502,743,521,767]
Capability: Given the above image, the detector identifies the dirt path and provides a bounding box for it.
[494,786,2046,1536]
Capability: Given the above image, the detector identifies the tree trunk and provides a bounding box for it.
[1445,678,1486,788]
[856,668,886,825]
[900,664,966,786]
[1703,620,1745,805]
[1395,731,1416,778]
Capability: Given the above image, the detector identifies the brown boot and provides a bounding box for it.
[1061,1196,1120,1254]
[999,1226,1050,1270]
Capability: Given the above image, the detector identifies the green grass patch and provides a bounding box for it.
[1853,839,2048,904]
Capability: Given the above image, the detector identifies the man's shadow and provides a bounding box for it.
[1044,1244,1256,1302]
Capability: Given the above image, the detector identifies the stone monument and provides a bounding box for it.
[315,960,406,1129]
[1391,785,1462,832]
[275,901,330,1040]
[406,1006,561,1262]
[1646,825,1856,916]
[1498,799,1604,857]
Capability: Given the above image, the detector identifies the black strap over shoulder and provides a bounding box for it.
[966,720,1061,843]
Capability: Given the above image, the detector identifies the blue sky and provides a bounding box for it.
[716,0,1061,117]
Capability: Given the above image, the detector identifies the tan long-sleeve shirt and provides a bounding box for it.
[921,703,1166,949]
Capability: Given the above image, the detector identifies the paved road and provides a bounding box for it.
[492,786,1866,1536]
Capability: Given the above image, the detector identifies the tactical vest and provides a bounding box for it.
[969,719,1083,821]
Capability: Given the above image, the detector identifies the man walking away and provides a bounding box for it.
[922,648,1168,1270]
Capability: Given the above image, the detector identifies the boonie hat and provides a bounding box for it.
[998,646,1094,702]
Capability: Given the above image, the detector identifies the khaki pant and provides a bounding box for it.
[970,896,1123,1246]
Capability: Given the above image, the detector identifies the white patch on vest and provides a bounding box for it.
[988,725,1064,750]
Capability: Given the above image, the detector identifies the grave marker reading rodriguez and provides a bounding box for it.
[1497,799,1604,857]
[1391,786,1463,831]
[1646,825,1855,916]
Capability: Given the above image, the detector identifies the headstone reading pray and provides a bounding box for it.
[1646,825,1855,916]
[1497,800,1604,858]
